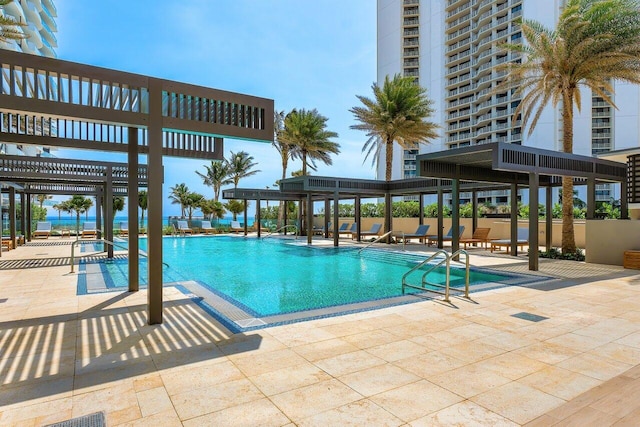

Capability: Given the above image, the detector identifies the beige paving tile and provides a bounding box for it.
[394,350,468,378]
[132,374,163,392]
[136,386,173,417]
[314,349,386,377]
[0,397,72,425]
[171,377,264,420]
[545,332,611,353]
[514,341,582,365]
[365,339,428,362]
[269,378,363,422]
[115,408,182,427]
[249,361,332,396]
[592,342,640,365]
[370,379,463,422]
[72,382,137,419]
[429,363,512,399]
[474,352,549,380]
[182,398,290,427]
[472,381,565,425]
[615,331,640,349]
[293,337,360,362]
[520,365,603,401]
[297,399,403,427]
[232,348,308,377]
[338,363,421,397]
[557,352,633,381]
[472,330,538,351]
[523,414,561,427]
[438,340,505,363]
[341,329,409,349]
[411,401,518,427]
[160,359,242,396]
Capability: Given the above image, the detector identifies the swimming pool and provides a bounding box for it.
[81,236,548,330]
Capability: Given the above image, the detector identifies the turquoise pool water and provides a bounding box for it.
[98,237,522,317]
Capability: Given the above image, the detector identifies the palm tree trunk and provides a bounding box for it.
[561,94,577,253]
[278,159,287,228]
[385,139,393,181]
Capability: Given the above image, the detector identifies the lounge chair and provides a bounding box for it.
[176,220,192,235]
[201,220,216,235]
[329,222,349,237]
[339,223,357,237]
[230,220,244,233]
[119,221,129,237]
[460,227,492,249]
[33,221,51,239]
[397,224,430,244]
[354,223,383,240]
[426,225,466,246]
[81,222,98,238]
[490,228,529,253]
[1,236,13,251]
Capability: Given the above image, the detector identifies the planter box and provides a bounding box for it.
[623,250,640,270]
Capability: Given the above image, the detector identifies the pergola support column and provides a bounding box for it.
[147,78,164,325]
[9,187,16,250]
[20,192,26,244]
[529,173,539,271]
[128,127,139,292]
[437,182,444,248]
[452,175,460,256]
[26,193,31,242]
[510,183,518,256]
[621,179,629,219]
[105,166,114,259]
[586,178,596,220]
[243,202,248,236]
[256,196,262,238]
[472,190,478,233]
[356,196,362,242]
[333,192,339,247]
[546,186,552,250]
[306,195,313,244]
[324,198,330,238]
[418,193,424,225]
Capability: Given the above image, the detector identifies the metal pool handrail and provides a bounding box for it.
[70,238,169,273]
[402,249,470,303]
[358,230,397,253]
[262,225,298,239]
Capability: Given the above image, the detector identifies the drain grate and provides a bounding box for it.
[0,298,7,303]
[44,412,105,427]
[511,312,549,322]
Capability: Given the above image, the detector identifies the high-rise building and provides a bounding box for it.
[377,0,636,203]
[0,0,58,157]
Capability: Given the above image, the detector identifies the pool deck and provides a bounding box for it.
[1,236,640,426]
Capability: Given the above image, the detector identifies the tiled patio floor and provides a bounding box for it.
[1,238,639,426]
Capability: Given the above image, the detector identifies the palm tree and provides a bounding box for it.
[350,74,439,181]
[61,195,93,239]
[113,196,125,216]
[500,0,640,253]
[225,199,245,221]
[196,161,231,202]
[138,190,148,228]
[200,199,226,225]
[227,151,260,188]
[184,192,204,221]
[0,1,26,43]
[36,194,52,209]
[52,203,63,222]
[280,109,340,176]
[169,183,190,218]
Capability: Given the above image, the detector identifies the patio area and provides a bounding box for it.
[1,239,640,426]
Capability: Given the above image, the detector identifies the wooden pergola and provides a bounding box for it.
[1,50,273,324]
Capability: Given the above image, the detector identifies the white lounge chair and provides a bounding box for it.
[81,222,98,238]
[201,220,216,235]
[230,220,243,233]
[33,221,51,239]
[176,220,192,235]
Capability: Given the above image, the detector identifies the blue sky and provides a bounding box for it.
[52,0,377,216]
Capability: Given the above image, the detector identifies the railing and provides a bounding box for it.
[401,249,470,303]
[70,238,168,272]
[262,225,298,239]
[358,231,395,253]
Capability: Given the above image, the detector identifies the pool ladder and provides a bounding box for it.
[401,249,470,303]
